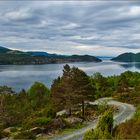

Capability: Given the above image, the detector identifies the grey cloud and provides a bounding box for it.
[0,1,140,56]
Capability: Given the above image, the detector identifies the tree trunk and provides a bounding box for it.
[82,99,85,120]
[68,108,71,116]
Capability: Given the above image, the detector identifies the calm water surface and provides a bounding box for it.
[0,59,140,91]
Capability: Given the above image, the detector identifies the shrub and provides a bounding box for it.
[46,108,56,118]
[27,82,50,109]
[13,131,36,139]
[23,117,51,129]
[113,118,140,139]
[33,117,51,126]
[83,109,113,140]
[83,129,95,140]
[0,129,10,139]
[134,105,140,119]
[32,107,56,119]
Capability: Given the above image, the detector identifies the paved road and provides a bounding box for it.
[48,98,136,140]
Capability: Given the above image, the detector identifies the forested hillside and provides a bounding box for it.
[0,46,101,64]
[112,52,140,62]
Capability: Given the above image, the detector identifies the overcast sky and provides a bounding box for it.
[0,1,140,56]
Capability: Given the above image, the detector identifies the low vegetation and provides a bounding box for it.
[83,109,113,140]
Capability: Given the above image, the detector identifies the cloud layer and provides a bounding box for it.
[0,1,140,56]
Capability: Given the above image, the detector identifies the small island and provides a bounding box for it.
[0,46,102,65]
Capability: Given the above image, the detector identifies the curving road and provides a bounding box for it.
[48,98,136,140]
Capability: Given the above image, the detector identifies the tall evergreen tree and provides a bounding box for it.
[51,64,94,118]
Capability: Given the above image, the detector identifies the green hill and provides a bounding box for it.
[0,46,11,53]
[111,53,139,62]
[0,46,102,65]
[135,53,140,62]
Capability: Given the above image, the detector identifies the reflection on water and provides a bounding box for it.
[119,62,140,69]
[0,60,140,91]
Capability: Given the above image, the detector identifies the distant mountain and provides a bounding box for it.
[27,51,60,56]
[97,56,113,59]
[0,46,102,65]
[111,52,140,62]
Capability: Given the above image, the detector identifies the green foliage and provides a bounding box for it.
[28,82,50,109]
[0,82,53,134]
[0,89,32,127]
[83,129,95,140]
[113,78,140,140]
[96,101,109,115]
[0,86,14,94]
[134,105,140,119]
[23,117,51,129]
[0,129,10,139]
[1,69,140,139]
[89,71,140,99]
[28,82,50,98]
[13,131,36,139]
[46,108,56,118]
[51,64,94,117]
[83,109,113,140]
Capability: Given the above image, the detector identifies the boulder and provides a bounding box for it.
[64,117,83,126]
[1,137,10,140]
[3,127,16,134]
[29,127,44,135]
[45,118,67,131]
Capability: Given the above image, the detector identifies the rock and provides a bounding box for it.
[3,127,16,134]
[29,127,44,135]
[36,133,43,138]
[64,117,83,125]
[45,118,67,131]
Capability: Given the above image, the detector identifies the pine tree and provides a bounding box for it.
[51,64,94,118]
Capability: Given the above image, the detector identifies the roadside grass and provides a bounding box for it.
[36,123,86,140]
[59,123,85,134]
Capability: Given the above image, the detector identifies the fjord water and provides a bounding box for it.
[0,59,140,91]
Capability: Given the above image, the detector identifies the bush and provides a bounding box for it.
[32,107,56,119]
[96,101,109,115]
[33,117,51,126]
[27,82,50,109]
[134,105,140,119]
[0,129,11,138]
[83,129,95,140]
[83,109,113,140]
[13,131,36,139]
[23,117,51,129]
[47,108,56,118]
[113,118,140,139]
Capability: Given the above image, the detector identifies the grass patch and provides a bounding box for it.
[59,123,85,134]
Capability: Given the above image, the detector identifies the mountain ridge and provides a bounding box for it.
[0,46,102,64]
